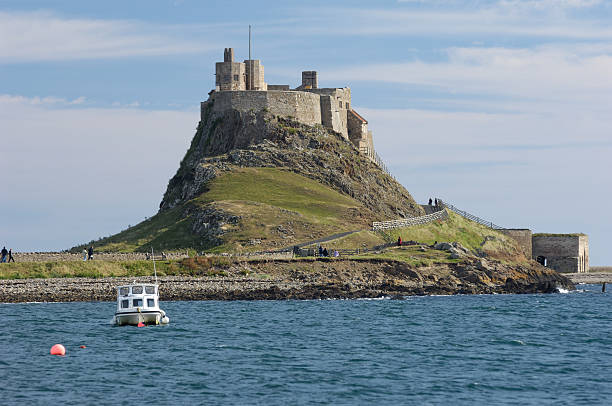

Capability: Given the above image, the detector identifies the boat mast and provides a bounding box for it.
[152,246,158,284]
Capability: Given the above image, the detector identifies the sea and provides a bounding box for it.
[1,284,610,405]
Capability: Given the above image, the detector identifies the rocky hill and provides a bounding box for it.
[78,104,424,253]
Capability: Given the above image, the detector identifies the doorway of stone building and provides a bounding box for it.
[536,256,547,266]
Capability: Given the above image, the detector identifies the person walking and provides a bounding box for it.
[428,198,433,205]
[8,249,15,263]
[82,248,88,261]
[87,246,94,261]
[0,247,7,263]
[397,236,402,247]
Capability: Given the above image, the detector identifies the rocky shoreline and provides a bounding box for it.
[0,257,575,303]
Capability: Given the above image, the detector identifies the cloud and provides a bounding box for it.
[328,45,612,115]
[0,94,87,106]
[297,1,612,40]
[0,95,197,250]
[0,10,215,63]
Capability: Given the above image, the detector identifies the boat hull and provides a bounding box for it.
[113,310,169,326]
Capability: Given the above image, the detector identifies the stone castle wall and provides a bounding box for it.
[500,229,532,258]
[307,88,351,138]
[209,91,322,127]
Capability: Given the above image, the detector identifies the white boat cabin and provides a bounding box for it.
[116,284,160,313]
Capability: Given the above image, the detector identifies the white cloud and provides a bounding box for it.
[300,2,612,40]
[0,11,214,63]
[328,45,612,114]
[0,95,197,250]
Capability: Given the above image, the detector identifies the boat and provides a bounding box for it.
[112,283,170,326]
[111,248,169,326]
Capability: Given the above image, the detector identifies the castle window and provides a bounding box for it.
[346,103,350,109]
[339,101,343,108]
[234,74,239,81]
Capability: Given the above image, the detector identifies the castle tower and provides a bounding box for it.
[301,71,318,89]
[244,59,267,91]
[215,48,246,91]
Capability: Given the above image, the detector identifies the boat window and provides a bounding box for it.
[120,287,129,296]
[121,299,129,308]
[132,286,143,294]
[133,298,143,307]
[147,298,155,307]
[145,286,155,294]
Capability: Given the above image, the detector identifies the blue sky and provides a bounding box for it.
[0,0,610,264]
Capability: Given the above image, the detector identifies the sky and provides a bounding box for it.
[0,0,610,264]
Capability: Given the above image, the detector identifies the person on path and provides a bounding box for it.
[428,198,433,205]
[397,236,402,247]
[322,247,329,257]
[1,247,7,263]
[8,249,15,263]
[434,198,438,206]
[82,248,88,261]
[88,246,94,261]
[318,245,323,257]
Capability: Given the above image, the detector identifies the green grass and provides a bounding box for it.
[0,260,172,279]
[0,256,236,280]
[196,167,365,221]
[310,211,526,263]
[377,211,523,257]
[74,167,372,253]
[352,245,462,267]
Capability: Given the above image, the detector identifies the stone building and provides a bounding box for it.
[532,234,589,273]
[498,229,589,273]
[203,48,376,161]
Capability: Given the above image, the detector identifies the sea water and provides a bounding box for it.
[1,284,610,405]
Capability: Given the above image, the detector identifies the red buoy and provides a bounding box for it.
[79,345,86,349]
[50,344,66,356]
[137,322,145,328]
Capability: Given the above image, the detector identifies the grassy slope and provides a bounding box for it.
[74,167,373,253]
[308,211,527,262]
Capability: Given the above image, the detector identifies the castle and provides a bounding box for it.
[201,48,376,160]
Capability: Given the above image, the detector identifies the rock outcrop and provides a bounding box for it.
[160,109,423,220]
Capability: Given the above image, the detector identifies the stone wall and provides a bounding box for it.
[501,229,532,258]
[306,88,351,139]
[532,235,589,273]
[211,91,322,127]
[373,209,449,231]
[12,252,189,263]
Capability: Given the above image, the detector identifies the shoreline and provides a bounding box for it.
[566,272,612,284]
[0,257,574,303]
